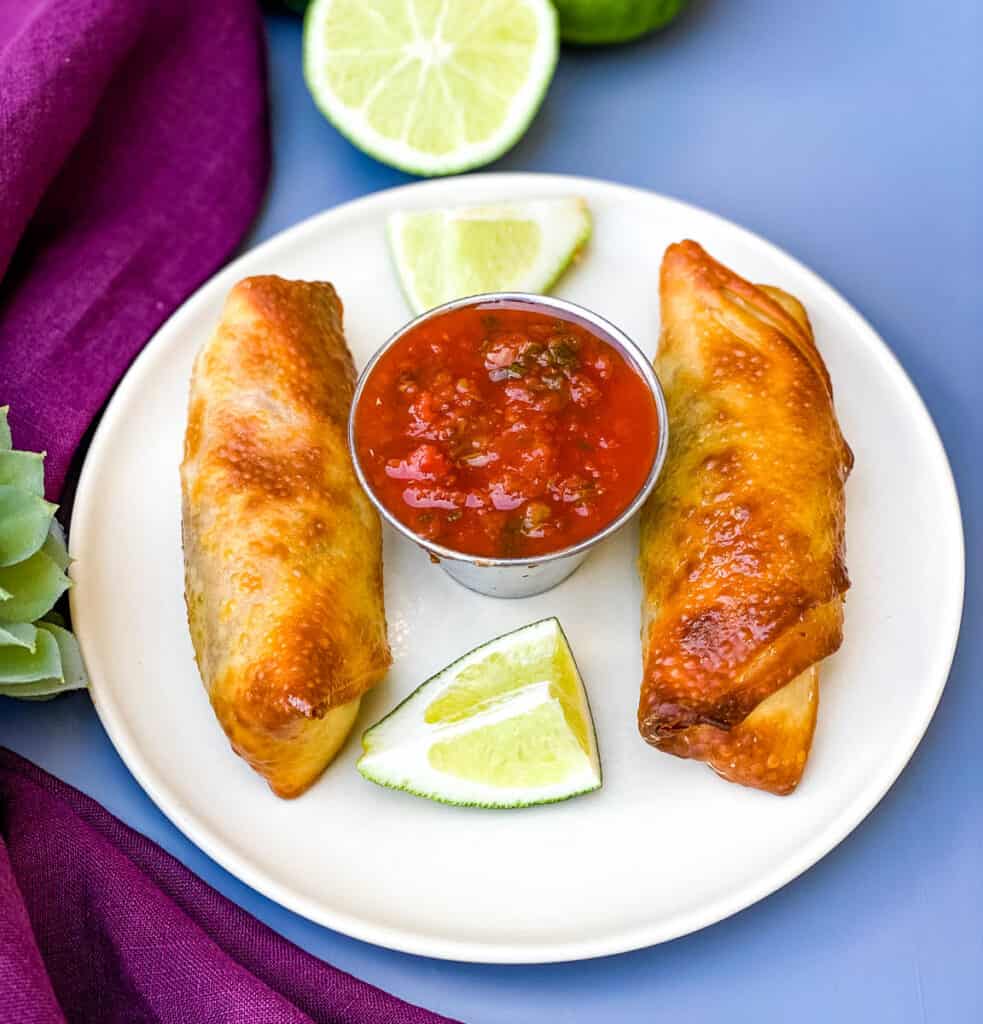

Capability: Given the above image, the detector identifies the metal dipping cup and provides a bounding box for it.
[349,293,669,599]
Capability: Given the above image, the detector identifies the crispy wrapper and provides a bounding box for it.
[181,276,391,798]
[638,242,851,794]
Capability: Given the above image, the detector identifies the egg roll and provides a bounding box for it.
[638,241,852,794]
[181,276,391,798]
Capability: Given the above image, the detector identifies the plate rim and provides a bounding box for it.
[69,172,966,963]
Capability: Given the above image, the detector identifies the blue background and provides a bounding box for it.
[2,1,980,1020]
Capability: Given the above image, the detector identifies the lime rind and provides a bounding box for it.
[357,618,601,808]
[303,0,559,177]
[554,0,688,44]
[357,769,600,811]
[388,197,591,313]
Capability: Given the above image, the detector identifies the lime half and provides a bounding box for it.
[303,0,559,176]
[389,197,591,312]
[357,618,601,808]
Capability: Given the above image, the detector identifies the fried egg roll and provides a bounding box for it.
[181,276,391,798]
[638,242,852,794]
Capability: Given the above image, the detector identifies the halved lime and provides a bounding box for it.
[389,197,591,312]
[357,618,601,807]
[303,0,559,176]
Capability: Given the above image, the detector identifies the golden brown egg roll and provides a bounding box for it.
[638,241,852,794]
[181,276,391,798]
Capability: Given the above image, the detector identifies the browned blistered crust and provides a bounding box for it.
[181,276,391,798]
[638,242,852,794]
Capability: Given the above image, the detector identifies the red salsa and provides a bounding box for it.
[354,300,659,560]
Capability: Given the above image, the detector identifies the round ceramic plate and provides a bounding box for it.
[70,174,964,963]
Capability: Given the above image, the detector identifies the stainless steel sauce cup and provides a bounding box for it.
[349,293,669,599]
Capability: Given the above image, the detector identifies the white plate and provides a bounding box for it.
[70,174,965,963]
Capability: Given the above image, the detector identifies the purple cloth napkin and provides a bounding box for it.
[0,5,461,1021]
[0,748,462,1023]
[0,0,270,499]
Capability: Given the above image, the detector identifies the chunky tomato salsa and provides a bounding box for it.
[354,300,659,560]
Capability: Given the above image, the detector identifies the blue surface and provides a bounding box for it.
[2,1,980,1020]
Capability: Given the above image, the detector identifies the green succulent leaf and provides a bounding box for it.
[38,622,87,689]
[0,450,45,495]
[0,485,57,567]
[0,623,88,698]
[0,681,69,698]
[42,519,70,571]
[0,549,70,623]
[0,626,62,683]
[0,406,89,700]
[0,622,37,651]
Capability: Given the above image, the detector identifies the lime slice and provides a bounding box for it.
[358,617,601,807]
[389,197,591,312]
[303,0,559,176]
[553,0,688,45]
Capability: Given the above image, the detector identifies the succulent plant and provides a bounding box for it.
[0,407,87,699]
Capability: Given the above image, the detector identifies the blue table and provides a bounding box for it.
[2,2,980,1019]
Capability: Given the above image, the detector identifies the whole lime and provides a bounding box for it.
[553,0,688,44]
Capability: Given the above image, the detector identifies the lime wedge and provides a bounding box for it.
[389,197,591,312]
[303,0,559,176]
[358,618,601,807]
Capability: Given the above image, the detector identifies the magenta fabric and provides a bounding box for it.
[0,4,461,1021]
[0,0,270,499]
[0,748,461,1023]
